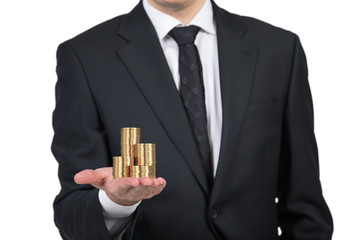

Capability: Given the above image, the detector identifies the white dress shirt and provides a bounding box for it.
[99,0,222,238]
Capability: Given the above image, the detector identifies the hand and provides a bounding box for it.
[74,167,166,206]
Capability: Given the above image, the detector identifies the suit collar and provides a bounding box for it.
[117,1,151,41]
[211,0,248,37]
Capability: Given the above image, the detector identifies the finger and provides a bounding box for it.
[95,167,113,176]
[139,177,166,187]
[74,169,108,188]
[156,177,166,186]
[152,178,159,186]
[74,169,98,184]
[139,177,155,186]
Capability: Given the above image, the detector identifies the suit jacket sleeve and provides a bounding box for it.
[52,42,114,240]
[277,35,333,239]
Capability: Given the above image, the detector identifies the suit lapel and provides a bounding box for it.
[211,2,258,201]
[116,2,211,195]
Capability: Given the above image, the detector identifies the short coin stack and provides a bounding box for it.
[113,127,156,178]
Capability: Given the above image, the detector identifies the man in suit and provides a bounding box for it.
[52,0,333,239]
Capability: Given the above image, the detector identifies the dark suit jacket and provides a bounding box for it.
[52,1,333,239]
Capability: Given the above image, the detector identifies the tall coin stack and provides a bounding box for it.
[113,127,156,178]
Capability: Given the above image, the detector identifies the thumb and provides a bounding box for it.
[74,169,106,188]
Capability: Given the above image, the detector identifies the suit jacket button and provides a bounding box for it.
[210,209,218,220]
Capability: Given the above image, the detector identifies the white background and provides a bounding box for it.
[0,0,359,239]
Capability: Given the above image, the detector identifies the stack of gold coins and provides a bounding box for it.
[121,127,140,166]
[135,143,156,178]
[130,166,141,178]
[112,156,130,178]
[113,127,156,179]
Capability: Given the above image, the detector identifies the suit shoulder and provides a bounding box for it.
[221,9,300,55]
[241,15,296,38]
[222,8,298,42]
[58,14,126,50]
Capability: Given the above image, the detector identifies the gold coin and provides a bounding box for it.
[149,166,156,178]
[121,157,133,166]
[130,166,141,178]
[134,143,156,166]
[121,127,140,132]
[113,156,122,162]
[112,156,132,178]
[139,166,155,178]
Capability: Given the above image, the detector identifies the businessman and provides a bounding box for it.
[52,0,333,239]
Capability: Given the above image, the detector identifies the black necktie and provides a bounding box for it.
[169,26,213,183]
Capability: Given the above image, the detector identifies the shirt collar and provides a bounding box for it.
[142,0,216,41]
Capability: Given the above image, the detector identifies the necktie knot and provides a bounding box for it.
[169,25,201,47]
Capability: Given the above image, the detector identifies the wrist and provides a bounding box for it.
[106,192,140,206]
